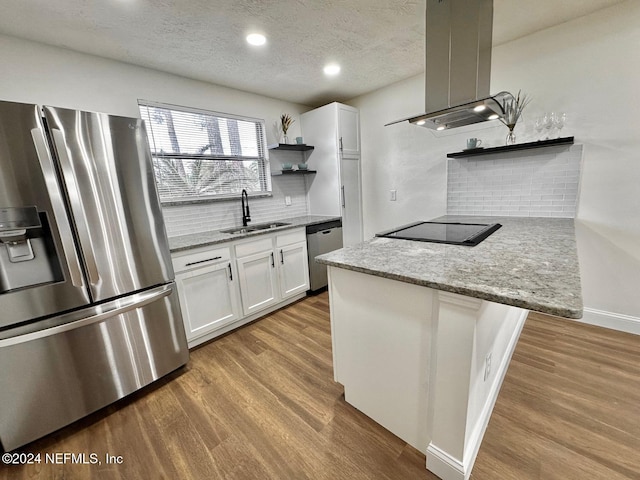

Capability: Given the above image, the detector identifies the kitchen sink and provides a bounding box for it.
[252,221,291,230]
[221,227,257,234]
[221,222,291,234]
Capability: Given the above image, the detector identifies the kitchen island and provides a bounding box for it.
[316,215,582,480]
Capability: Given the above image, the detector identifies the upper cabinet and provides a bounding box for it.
[338,105,360,158]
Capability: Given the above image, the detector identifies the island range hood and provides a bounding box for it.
[387,0,514,131]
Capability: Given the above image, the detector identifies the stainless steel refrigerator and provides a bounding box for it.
[0,100,189,451]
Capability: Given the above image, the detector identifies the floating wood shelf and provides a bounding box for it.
[272,169,317,176]
[268,143,315,152]
[447,136,574,158]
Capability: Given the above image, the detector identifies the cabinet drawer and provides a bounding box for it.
[234,236,274,258]
[276,228,306,247]
[172,245,231,273]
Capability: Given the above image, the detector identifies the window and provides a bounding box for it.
[138,101,271,202]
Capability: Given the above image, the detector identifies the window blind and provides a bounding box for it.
[138,101,271,202]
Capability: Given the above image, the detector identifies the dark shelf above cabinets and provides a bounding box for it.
[272,169,317,176]
[447,136,574,158]
[268,143,315,152]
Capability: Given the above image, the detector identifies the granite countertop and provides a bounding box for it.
[316,215,583,319]
[168,215,341,252]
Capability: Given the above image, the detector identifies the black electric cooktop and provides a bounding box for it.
[376,221,501,246]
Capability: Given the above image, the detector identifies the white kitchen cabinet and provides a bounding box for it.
[278,243,309,298]
[338,104,360,158]
[235,236,279,316]
[173,245,241,345]
[301,102,363,246]
[276,230,310,299]
[234,229,310,316]
[235,228,309,315]
[172,228,310,348]
[340,157,363,247]
[236,249,279,316]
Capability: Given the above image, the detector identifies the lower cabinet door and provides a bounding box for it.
[278,241,310,299]
[175,262,241,341]
[236,250,279,316]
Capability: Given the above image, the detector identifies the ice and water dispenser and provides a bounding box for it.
[0,205,61,293]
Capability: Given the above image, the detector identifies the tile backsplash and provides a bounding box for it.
[447,145,582,218]
[162,174,308,237]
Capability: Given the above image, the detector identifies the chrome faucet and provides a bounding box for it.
[241,189,251,226]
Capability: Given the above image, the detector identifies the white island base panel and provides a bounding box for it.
[327,267,527,480]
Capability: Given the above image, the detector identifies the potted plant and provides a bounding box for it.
[500,90,531,145]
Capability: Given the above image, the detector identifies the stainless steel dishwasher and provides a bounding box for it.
[306,219,343,291]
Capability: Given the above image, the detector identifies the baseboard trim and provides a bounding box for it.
[578,308,640,335]
[426,444,465,480]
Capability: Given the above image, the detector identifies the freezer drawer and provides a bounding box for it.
[0,284,188,452]
[306,221,343,291]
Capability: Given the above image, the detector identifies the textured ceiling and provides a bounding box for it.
[0,0,627,107]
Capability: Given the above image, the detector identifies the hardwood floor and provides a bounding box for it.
[1,293,639,479]
[473,312,640,480]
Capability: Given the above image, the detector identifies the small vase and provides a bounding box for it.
[506,127,516,146]
[281,134,289,144]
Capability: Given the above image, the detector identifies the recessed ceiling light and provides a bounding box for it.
[473,105,486,112]
[246,33,266,46]
[488,114,499,120]
[323,64,341,76]
[436,125,446,131]
[416,120,426,126]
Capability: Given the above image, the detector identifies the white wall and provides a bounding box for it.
[350,1,640,323]
[0,35,308,140]
[0,34,313,237]
[491,1,640,325]
[348,75,449,236]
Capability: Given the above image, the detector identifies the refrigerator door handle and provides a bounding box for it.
[0,284,173,347]
[50,128,100,285]
[30,129,84,288]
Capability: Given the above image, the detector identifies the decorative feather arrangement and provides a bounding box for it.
[280,114,295,135]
